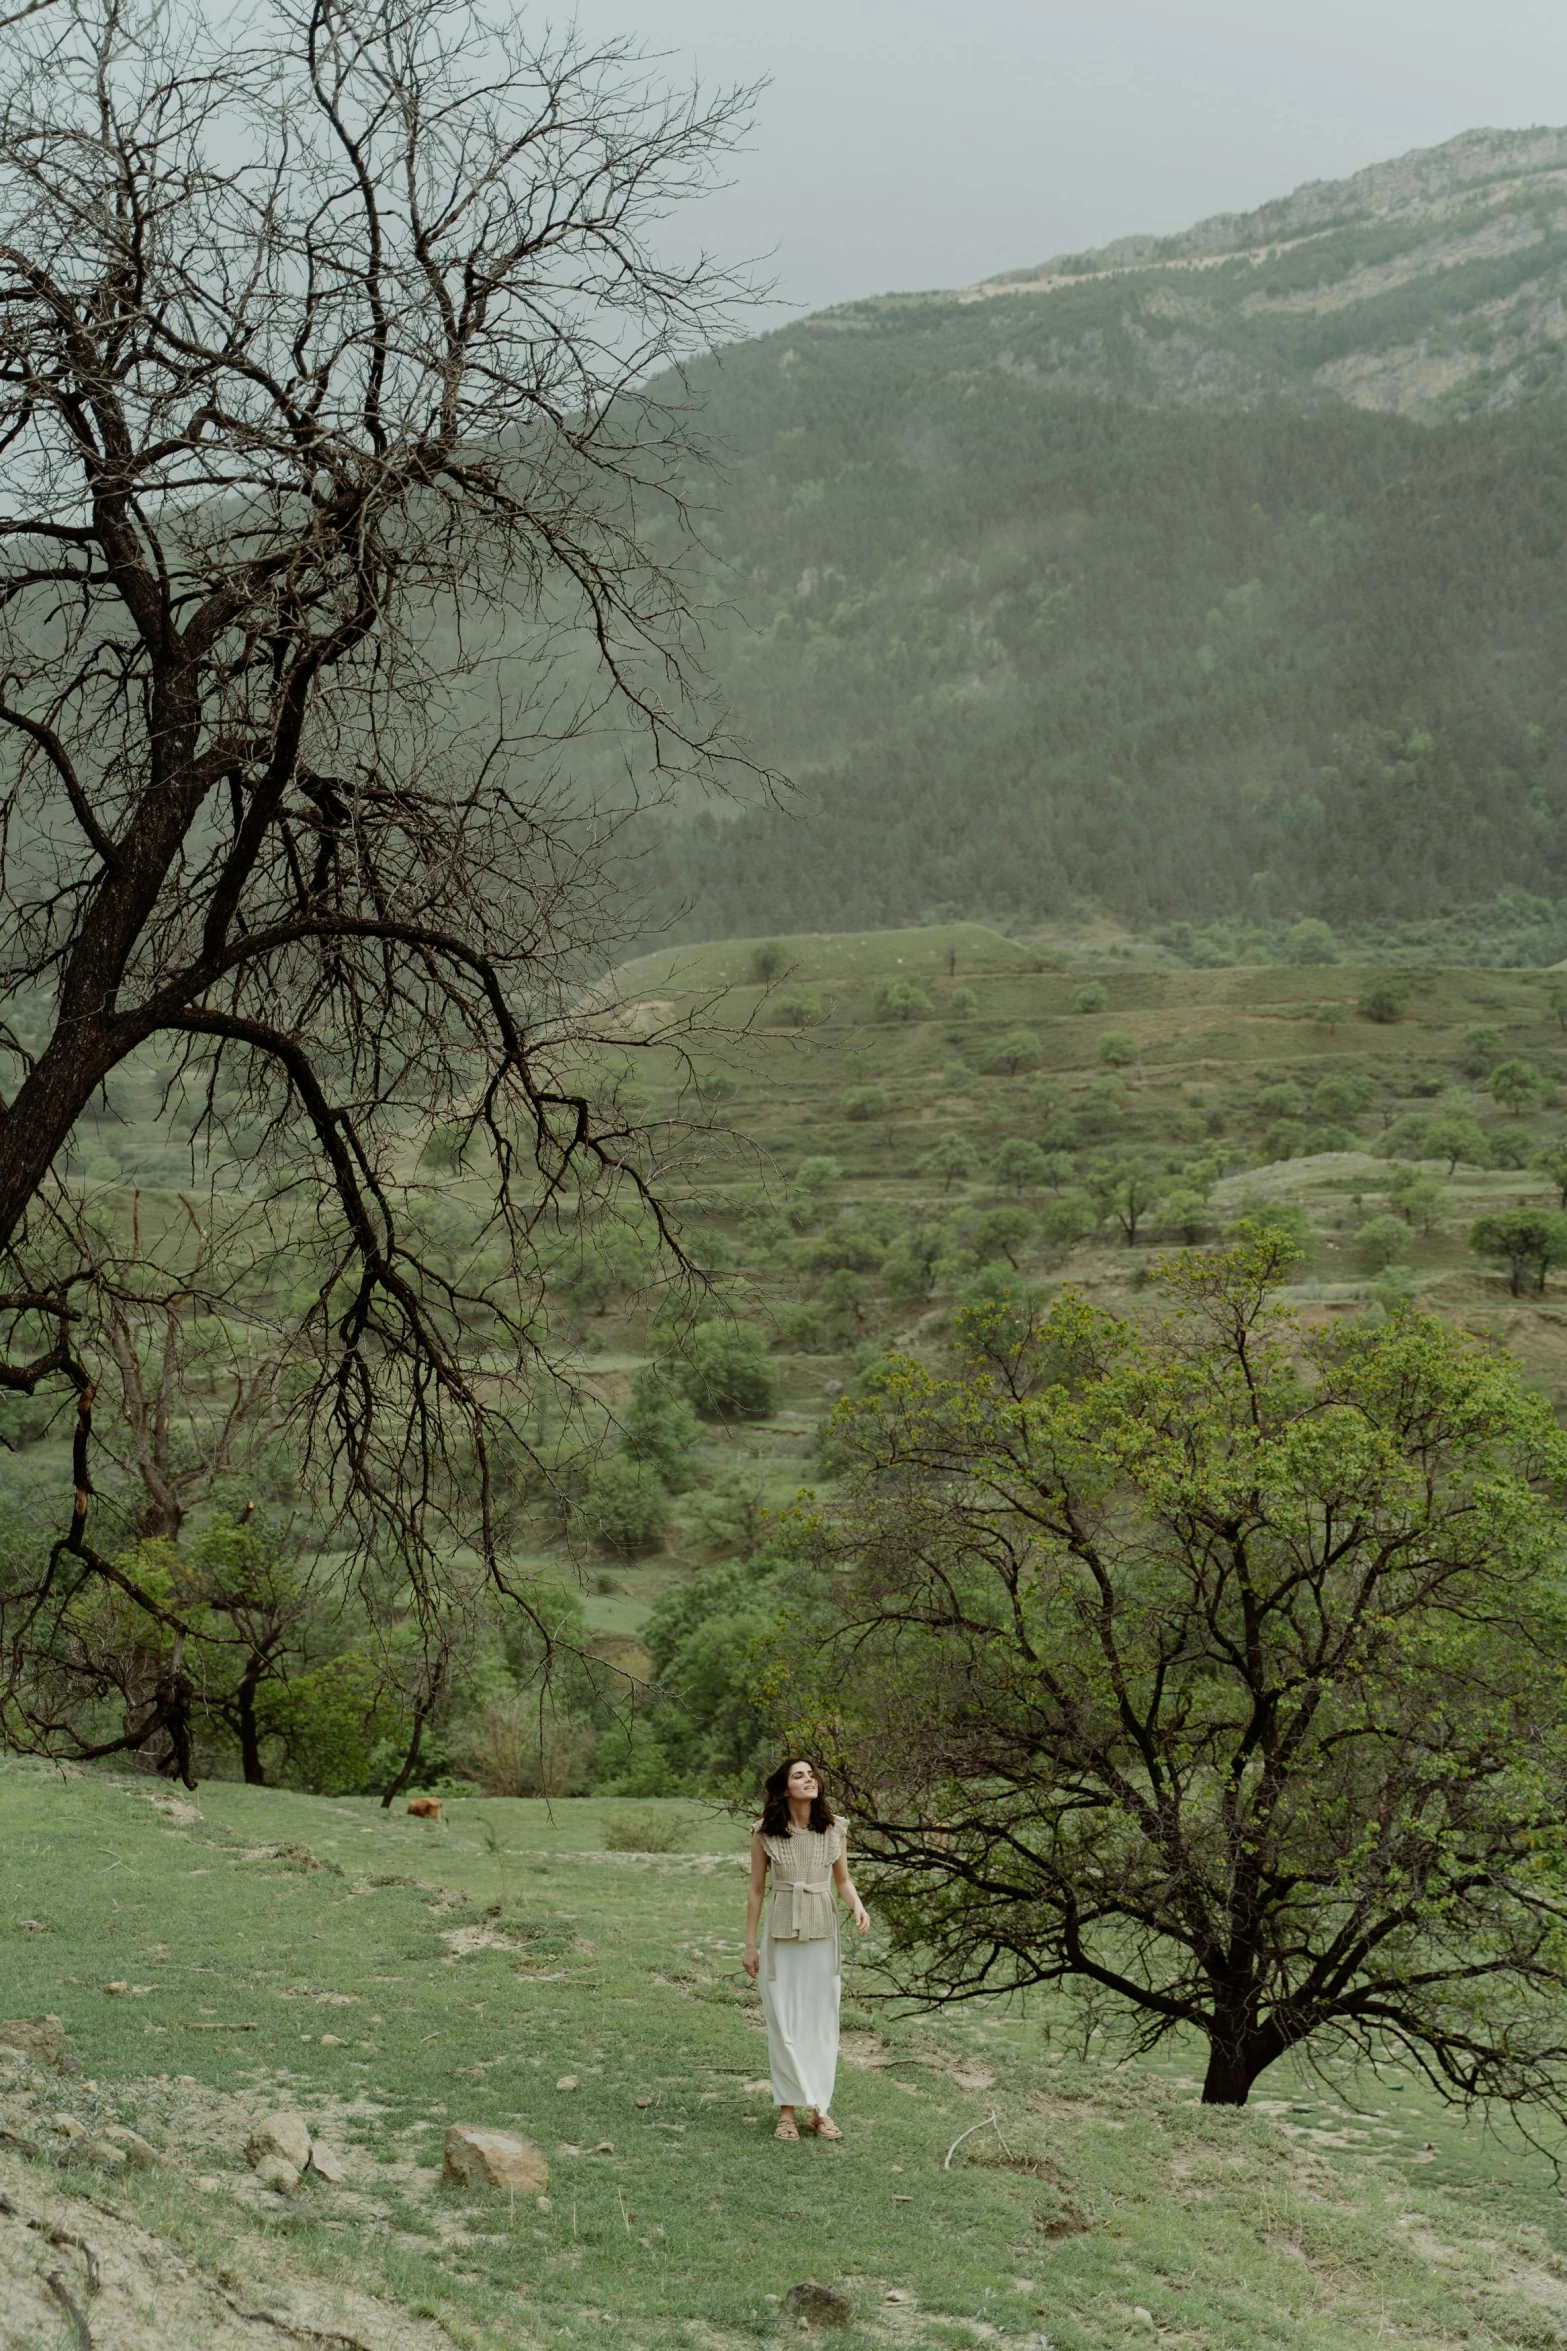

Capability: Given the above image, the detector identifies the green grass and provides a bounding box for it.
[10,1761,1567,2350]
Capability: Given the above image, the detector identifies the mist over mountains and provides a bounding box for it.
[635,128,1567,949]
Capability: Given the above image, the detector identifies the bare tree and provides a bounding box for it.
[0,0,756,1776]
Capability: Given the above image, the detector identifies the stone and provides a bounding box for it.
[555,2075,578,2090]
[102,1980,129,1996]
[784,2285,854,2329]
[247,2111,312,2172]
[635,2097,653,2109]
[82,2138,128,2172]
[254,2156,300,2196]
[102,2125,166,2169]
[0,2016,64,2068]
[535,2195,552,2214]
[318,2033,345,2047]
[307,2141,348,2185]
[443,2124,550,2196]
[50,2114,85,2141]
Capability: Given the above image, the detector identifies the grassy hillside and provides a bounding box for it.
[11,1760,1567,2351]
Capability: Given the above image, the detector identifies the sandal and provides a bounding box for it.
[774,2115,800,2142]
[806,2112,844,2141]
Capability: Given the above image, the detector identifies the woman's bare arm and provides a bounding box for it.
[834,1840,871,1936]
[742,1831,768,1979]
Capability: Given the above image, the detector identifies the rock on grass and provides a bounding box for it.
[443,2125,549,2195]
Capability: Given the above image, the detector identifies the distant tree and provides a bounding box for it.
[1425,1113,1491,1176]
[1085,1154,1160,1245]
[978,1028,1044,1077]
[1283,918,1338,965]
[944,986,979,1018]
[1039,1151,1077,1190]
[1356,1214,1412,1273]
[1460,1024,1505,1077]
[1386,1172,1450,1234]
[881,1221,949,1300]
[675,1323,780,1421]
[1070,982,1108,1014]
[1311,1073,1375,1120]
[1488,1124,1537,1171]
[1259,1119,1309,1164]
[1096,1031,1138,1068]
[1159,1188,1217,1244]
[794,1156,843,1195]
[1037,1194,1098,1254]
[1359,978,1412,1024]
[1313,1000,1347,1032]
[1038,1105,1080,1151]
[917,1134,979,1193]
[1470,1210,1567,1297]
[991,1138,1049,1195]
[620,1369,703,1493]
[972,1207,1035,1269]
[1533,1143,1567,1210]
[580,1455,670,1557]
[796,1238,1567,2112]
[768,989,822,1029]
[876,978,935,1022]
[750,942,789,984]
[1549,983,1567,1035]
[1080,1076,1127,1134]
[1490,1057,1550,1113]
[1255,1081,1307,1119]
[841,1086,890,1121]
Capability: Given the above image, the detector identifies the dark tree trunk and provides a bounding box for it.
[236,1665,266,1786]
[380,1708,427,1810]
[1201,2014,1287,2106]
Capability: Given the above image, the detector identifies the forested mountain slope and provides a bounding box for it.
[631,129,1567,945]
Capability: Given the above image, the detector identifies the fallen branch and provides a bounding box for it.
[942,2110,1010,2169]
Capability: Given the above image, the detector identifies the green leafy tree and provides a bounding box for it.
[579,1455,670,1557]
[795,1237,1567,2110]
[620,1369,703,1492]
[750,941,789,984]
[1037,1193,1097,1254]
[1358,977,1411,1024]
[1254,1081,1306,1118]
[944,986,979,1017]
[768,988,821,1029]
[1470,1209,1567,1297]
[1283,918,1337,964]
[1355,1213,1412,1272]
[1311,1072,1374,1120]
[1424,1113,1490,1175]
[1386,1172,1449,1234]
[675,1322,780,1421]
[875,977,934,1022]
[1548,983,1567,1035]
[916,1133,978,1194]
[1259,1119,1308,1163]
[1096,1030,1138,1068]
[841,1086,889,1121]
[1038,1106,1079,1151]
[978,1028,1044,1077]
[991,1138,1049,1195]
[972,1207,1034,1268]
[1532,1142,1567,1210]
[1460,1023,1504,1077]
[1490,1057,1550,1112]
[794,1155,842,1195]
[264,1652,394,1799]
[1085,1153,1160,1245]
[1069,982,1108,1014]
[1159,1188,1216,1244]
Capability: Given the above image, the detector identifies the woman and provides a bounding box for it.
[742,1756,870,2142]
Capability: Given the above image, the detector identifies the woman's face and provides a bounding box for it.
[787,1760,819,1802]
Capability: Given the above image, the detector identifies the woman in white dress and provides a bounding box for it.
[742,1757,870,2142]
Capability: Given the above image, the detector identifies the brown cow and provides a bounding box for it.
[405,1796,444,1822]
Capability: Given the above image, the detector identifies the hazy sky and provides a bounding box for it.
[568,0,1567,325]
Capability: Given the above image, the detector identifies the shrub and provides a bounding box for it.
[1255,1081,1307,1119]
[263,1652,393,1797]
[602,1809,688,1853]
[1097,1031,1138,1067]
[1490,1057,1550,1112]
[794,1154,842,1193]
[768,988,821,1029]
[1311,1073,1374,1120]
[1259,1119,1309,1163]
[1471,1208,1567,1296]
[447,1689,595,1797]
[750,941,788,983]
[621,1368,702,1492]
[916,1132,978,1192]
[1358,978,1411,1024]
[841,1085,889,1121]
[875,977,934,1021]
[676,1321,780,1420]
[972,1206,1034,1267]
[1038,1193,1097,1252]
[1070,982,1108,1014]
[944,986,978,1017]
[1283,918,1338,965]
[581,1455,670,1555]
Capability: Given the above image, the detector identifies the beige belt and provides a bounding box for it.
[766,1877,837,1979]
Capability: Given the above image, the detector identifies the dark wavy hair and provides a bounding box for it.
[760,1757,834,1838]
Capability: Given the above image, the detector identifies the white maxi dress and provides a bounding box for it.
[759,1816,846,2114]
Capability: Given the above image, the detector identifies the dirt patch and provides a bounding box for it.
[0,2151,455,2350]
